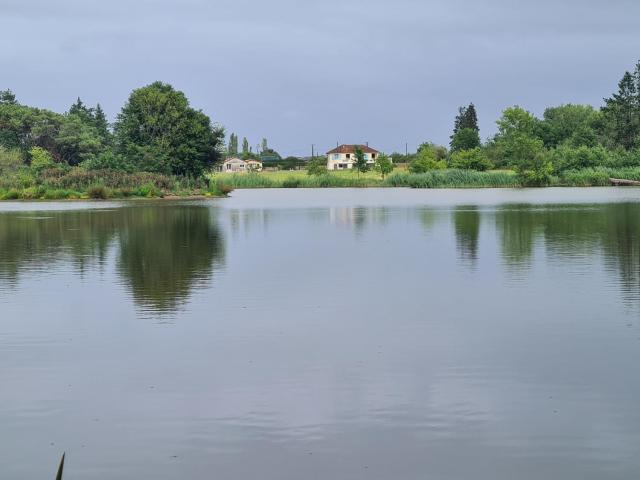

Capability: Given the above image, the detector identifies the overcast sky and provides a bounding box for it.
[1,0,639,156]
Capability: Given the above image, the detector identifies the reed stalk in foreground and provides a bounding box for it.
[55,453,65,480]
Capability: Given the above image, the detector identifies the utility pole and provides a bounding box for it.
[405,142,408,157]
[311,144,315,160]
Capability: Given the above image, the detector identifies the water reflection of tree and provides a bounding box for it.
[453,207,480,266]
[0,205,225,314]
[0,210,120,283]
[495,206,540,269]
[496,203,640,306]
[117,206,224,313]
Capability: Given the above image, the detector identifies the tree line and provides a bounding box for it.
[0,82,223,178]
[391,61,640,185]
[2,60,640,185]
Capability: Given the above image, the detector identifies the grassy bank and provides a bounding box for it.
[211,169,521,189]
[211,166,640,190]
[0,167,231,200]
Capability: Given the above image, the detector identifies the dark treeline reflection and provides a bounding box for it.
[453,207,480,266]
[0,205,224,314]
[494,203,640,303]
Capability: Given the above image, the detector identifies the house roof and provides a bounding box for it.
[224,157,245,163]
[326,144,380,155]
[245,159,262,164]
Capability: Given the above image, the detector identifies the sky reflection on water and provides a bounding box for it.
[1,189,640,480]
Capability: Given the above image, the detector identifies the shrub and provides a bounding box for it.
[450,148,494,171]
[409,148,447,173]
[307,157,328,176]
[29,146,55,172]
[517,152,555,186]
[135,183,161,198]
[0,147,23,173]
[551,145,610,172]
[87,185,111,199]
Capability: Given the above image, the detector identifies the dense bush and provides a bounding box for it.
[450,148,494,171]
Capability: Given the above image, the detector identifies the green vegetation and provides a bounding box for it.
[0,84,228,200]
[374,153,394,179]
[4,60,640,197]
[353,146,369,175]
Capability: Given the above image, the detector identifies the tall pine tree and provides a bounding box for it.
[93,103,110,141]
[602,62,640,150]
[450,103,481,152]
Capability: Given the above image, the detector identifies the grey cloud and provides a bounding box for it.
[1,0,639,155]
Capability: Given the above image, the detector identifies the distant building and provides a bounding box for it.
[221,157,263,173]
[326,144,380,170]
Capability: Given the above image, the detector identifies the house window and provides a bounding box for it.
[333,154,339,160]
[346,153,351,159]
[372,154,376,159]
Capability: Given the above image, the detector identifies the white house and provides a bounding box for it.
[221,157,263,173]
[326,145,380,170]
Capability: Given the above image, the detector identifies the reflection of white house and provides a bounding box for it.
[326,144,380,170]
[221,157,263,173]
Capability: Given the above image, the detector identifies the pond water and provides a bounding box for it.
[2,188,640,480]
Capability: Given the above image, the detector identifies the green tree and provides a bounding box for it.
[353,146,369,175]
[493,106,545,168]
[409,147,447,173]
[374,153,393,178]
[57,115,104,165]
[451,128,481,152]
[538,104,599,148]
[602,62,640,150]
[93,103,110,141]
[242,137,249,155]
[114,82,222,177]
[450,147,493,171]
[0,89,17,105]
[261,138,268,153]
[307,156,327,175]
[451,104,480,151]
[418,142,448,161]
[227,133,238,155]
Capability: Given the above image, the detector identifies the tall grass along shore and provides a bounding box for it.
[211,167,640,190]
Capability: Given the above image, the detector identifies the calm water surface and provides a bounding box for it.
[2,188,640,479]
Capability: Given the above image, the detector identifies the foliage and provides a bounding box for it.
[0,89,17,105]
[493,106,546,168]
[450,103,480,152]
[353,146,369,174]
[418,142,448,161]
[409,146,447,173]
[601,62,640,150]
[228,133,238,154]
[307,156,328,175]
[0,146,23,173]
[114,81,222,177]
[517,151,555,186]
[550,144,611,172]
[450,147,493,171]
[451,128,481,152]
[29,146,55,171]
[374,153,394,178]
[538,104,600,148]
